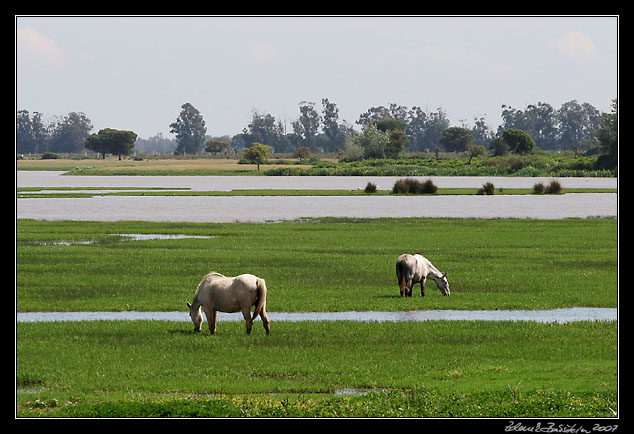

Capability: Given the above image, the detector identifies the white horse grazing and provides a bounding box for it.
[187,272,270,335]
[396,253,450,297]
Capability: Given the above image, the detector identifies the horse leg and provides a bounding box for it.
[421,278,426,297]
[260,309,271,335]
[241,306,253,335]
[206,309,217,335]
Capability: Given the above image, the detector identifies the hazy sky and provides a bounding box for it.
[16,15,618,140]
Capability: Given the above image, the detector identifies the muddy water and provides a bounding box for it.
[16,307,616,324]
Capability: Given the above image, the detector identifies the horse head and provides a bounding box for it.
[437,272,450,296]
[186,301,203,332]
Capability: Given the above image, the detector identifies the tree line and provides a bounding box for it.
[16,98,617,163]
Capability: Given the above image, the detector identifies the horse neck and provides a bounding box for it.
[425,260,443,281]
[191,294,201,310]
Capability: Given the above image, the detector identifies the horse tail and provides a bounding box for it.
[397,259,408,295]
[400,273,408,294]
[252,278,267,321]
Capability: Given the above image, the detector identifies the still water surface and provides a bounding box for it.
[16,193,616,221]
[16,172,617,221]
[17,171,617,190]
[17,307,617,324]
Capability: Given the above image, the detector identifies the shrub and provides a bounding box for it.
[533,182,545,194]
[533,180,563,194]
[419,179,438,194]
[41,152,59,160]
[392,178,437,194]
[392,179,409,194]
[545,179,562,194]
[364,182,377,193]
[477,182,495,195]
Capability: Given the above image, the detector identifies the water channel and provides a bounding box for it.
[16,307,617,324]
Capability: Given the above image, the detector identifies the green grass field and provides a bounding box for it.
[17,320,616,417]
[16,218,618,417]
[17,218,617,312]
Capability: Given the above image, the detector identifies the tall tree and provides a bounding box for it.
[423,107,450,151]
[356,106,391,127]
[48,112,93,154]
[321,98,345,151]
[17,110,37,154]
[169,103,207,154]
[525,102,558,149]
[406,106,428,152]
[242,110,288,151]
[595,98,618,170]
[557,100,600,150]
[468,116,495,148]
[292,101,320,150]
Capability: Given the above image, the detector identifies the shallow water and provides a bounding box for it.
[17,171,618,191]
[27,233,216,246]
[16,193,617,222]
[16,307,617,324]
[16,171,618,221]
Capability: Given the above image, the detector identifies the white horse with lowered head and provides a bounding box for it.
[396,253,450,297]
[187,272,270,335]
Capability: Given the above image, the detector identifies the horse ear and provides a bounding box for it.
[442,272,447,279]
[186,301,191,308]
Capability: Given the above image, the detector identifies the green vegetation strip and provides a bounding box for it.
[16,152,616,177]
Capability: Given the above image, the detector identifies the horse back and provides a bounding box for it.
[397,253,428,282]
[396,254,416,272]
